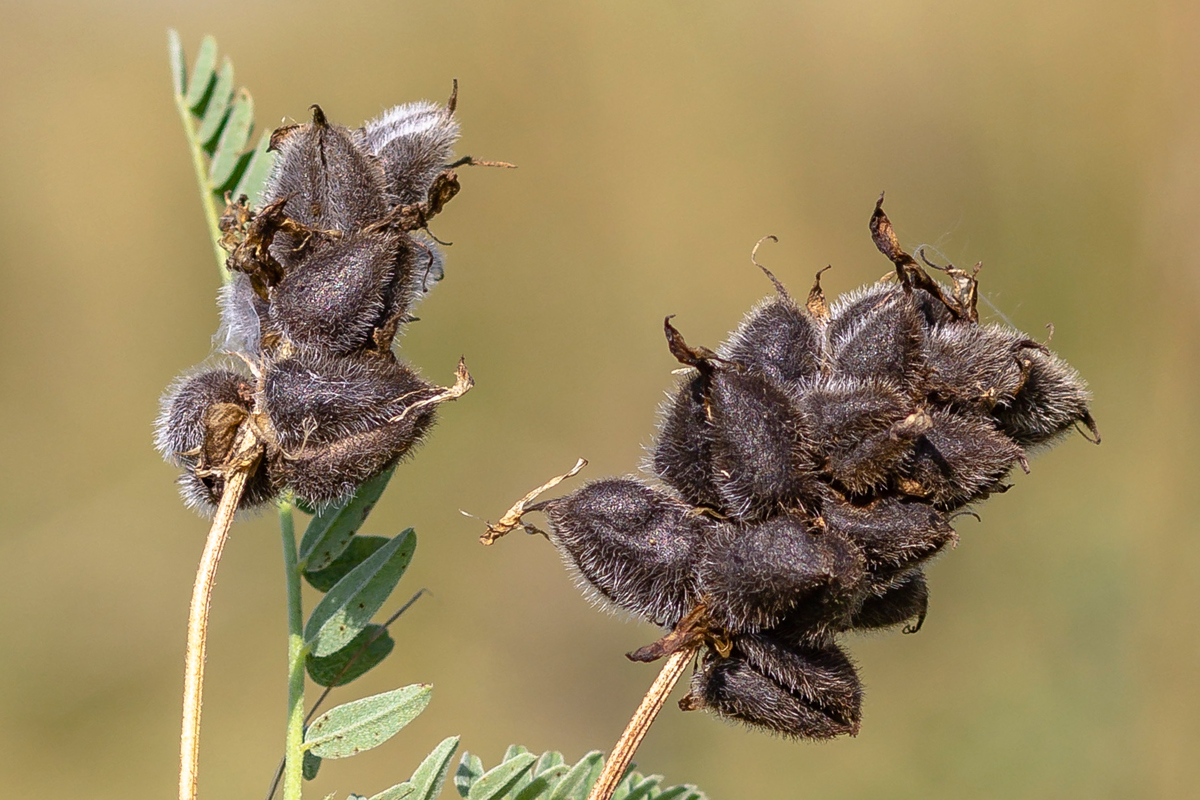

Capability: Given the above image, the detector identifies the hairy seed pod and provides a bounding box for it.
[155,368,275,511]
[849,569,929,632]
[538,478,710,627]
[795,375,929,496]
[900,409,1024,509]
[652,374,724,512]
[820,494,957,575]
[994,348,1096,447]
[707,367,816,520]
[262,349,438,503]
[361,100,461,206]
[697,512,864,634]
[685,636,861,739]
[719,294,825,390]
[923,322,1035,411]
[263,105,389,233]
[268,229,401,355]
[827,284,926,394]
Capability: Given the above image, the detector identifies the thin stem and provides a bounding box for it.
[586,648,696,800]
[173,91,230,279]
[179,466,251,800]
[280,497,307,800]
[264,589,428,800]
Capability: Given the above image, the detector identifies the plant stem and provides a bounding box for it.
[173,90,230,279]
[586,648,695,800]
[179,466,251,800]
[280,497,307,800]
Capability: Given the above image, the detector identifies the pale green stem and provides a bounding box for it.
[279,498,306,800]
[173,91,230,280]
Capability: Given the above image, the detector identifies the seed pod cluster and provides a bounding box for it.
[535,200,1098,739]
[156,93,475,512]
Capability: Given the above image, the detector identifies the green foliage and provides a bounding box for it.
[306,624,395,687]
[442,749,706,800]
[304,528,416,657]
[305,535,392,592]
[300,467,397,573]
[304,684,432,759]
[168,30,274,275]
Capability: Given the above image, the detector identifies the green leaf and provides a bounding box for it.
[304,529,415,657]
[468,753,537,800]
[167,29,186,97]
[616,775,661,800]
[196,57,235,148]
[305,535,390,592]
[306,624,394,687]
[533,752,565,776]
[234,130,276,208]
[300,466,397,571]
[455,752,484,798]
[653,788,699,800]
[304,684,431,759]
[184,34,217,111]
[369,783,416,800]
[503,744,531,762]
[404,736,460,800]
[547,752,603,800]
[303,749,322,781]
[209,88,254,190]
[513,765,569,800]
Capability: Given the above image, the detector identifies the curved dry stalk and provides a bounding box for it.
[179,424,263,800]
[586,647,696,800]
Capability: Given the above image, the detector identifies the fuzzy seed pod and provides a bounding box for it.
[652,374,723,512]
[155,368,275,512]
[828,284,927,394]
[263,349,438,503]
[900,409,1024,509]
[923,322,1035,411]
[697,513,864,634]
[719,294,825,390]
[361,100,461,206]
[538,478,711,627]
[267,229,401,355]
[796,376,929,496]
[849,569,929,632]
[707,367,817,520]
[263,106,389,232]
[686,635,861,739]
[820,494,957,575]
[994,348,1096,447]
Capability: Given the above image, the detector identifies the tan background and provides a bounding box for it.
[1,1,1198,798]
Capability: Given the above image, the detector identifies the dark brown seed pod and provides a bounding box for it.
[899,409,1025,509]
[155,368,275,512]
[994,347,1098,447]
[263,105,389,233]
[652,373,724,512]
[719,294,825,391]
[827,283,927,395]
[697,512,864,635]
[849,569,929,633]
[360,99,461,206]
[684,635,862,739]
[262,349,440,503]
[820,493,958,575]
[537,478,711,627]
[795,375,930,496]
[268,229,401,355]
[923,321,1038,411]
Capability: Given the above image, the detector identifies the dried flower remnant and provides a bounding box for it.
[157,86,501,511]
[483,197,1098,757]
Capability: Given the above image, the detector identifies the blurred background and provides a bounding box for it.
[1,1,1197,798]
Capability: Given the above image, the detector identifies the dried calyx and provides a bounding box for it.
[489,197,1098,740]
[157,88,485,511]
